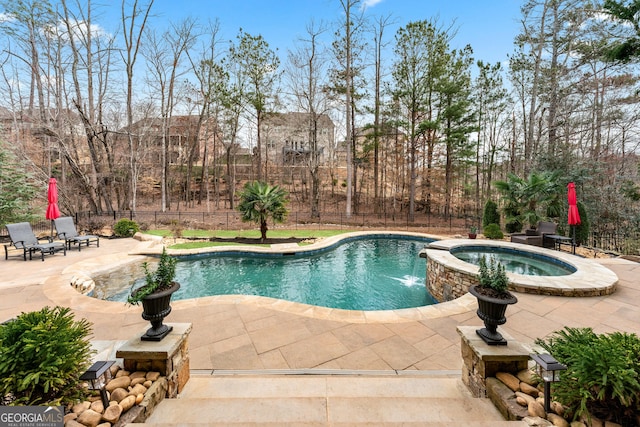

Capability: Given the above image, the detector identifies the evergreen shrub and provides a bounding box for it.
[114,218,140,237]
[0,306,94,405]
[483,223,504,240]
[482,200,501,228]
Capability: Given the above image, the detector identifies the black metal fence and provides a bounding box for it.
[2,210,639,256]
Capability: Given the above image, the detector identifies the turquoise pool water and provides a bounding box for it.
[451,246,576,276]
[94,236,437,311]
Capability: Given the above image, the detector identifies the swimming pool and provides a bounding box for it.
[451,246,576,276]
[92,236,438,311]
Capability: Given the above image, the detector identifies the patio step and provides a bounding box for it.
[128,375,526,426]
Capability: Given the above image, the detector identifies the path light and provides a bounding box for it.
[80,360,115,408]
[530,353,567,412]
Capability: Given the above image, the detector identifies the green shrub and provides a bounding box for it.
[0,306,94,405]
[535,327,640,426]
[483,223,504,240]
[574,201,589,246]
[114,218,140,237]
[482,200,501,228]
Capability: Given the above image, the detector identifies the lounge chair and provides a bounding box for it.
[54,216,100,251]
[4,222,66,261]
[510,221,557,248]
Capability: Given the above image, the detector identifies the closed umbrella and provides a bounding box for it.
[46,177,61,238]
[567,182,580,253]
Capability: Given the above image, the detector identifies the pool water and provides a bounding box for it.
[452,247,575,276]
[94,237,437,311]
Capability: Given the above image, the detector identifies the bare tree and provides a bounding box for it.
[121,0,154,212]
[285,20,331,218]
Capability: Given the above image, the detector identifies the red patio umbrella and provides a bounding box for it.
[567,182,580,252]
[46,177,61,237]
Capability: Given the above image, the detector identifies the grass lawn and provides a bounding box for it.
[145,228,357,250]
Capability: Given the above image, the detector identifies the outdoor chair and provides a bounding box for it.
[510,221,557,248]
[54,216,100,251]
[4,222,67,261]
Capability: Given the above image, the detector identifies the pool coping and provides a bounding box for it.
[424,239,619,296]
[44,231,479,324]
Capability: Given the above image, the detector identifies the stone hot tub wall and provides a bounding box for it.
[424,249,479,302]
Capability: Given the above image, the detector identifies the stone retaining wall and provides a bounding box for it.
[426,256,478,302]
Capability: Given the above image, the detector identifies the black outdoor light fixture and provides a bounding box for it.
[80,360,115,408]
[530,353,567,413]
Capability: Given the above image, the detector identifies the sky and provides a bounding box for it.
[134,0,524,67]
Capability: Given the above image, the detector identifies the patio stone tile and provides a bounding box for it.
[368,335,426,370]
[502,309,565,342]
[258,349,290,369]
[413,332,456,357]
[279,331,350,369]
[383,322,436,344]
[330,323,396,351]
[333,347,394,371]
[248,319,313,354]
[210,343,263,370]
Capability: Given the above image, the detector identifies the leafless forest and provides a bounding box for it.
[0,0,639,245]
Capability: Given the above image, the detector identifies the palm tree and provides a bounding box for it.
[237,181,288,242]
[494,171,562,230]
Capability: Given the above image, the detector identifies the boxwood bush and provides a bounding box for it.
[0,306,94,405]
[536,327,640,426]
[114,218,140,237]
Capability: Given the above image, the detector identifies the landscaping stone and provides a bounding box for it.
[518,369,537,385]
[496,371,521,392]
[516,391,537,405]
[146,372,160,381]
[528,400,547,418]
[119,395,136,412]
[110,387,129,403]
[102,403,122,424]
[486,377,528,421]
[89,400,104,414]
[105,376,130,393]
[520,382,540,397]
[130,377,146,386]
[524,416,553,426]
[547,413,569,427]
[550,401,565,416]
[77,409,103,427]
[570,422,587,427]
[72,401,90,414]
[129,383,147,396]
[66,420,86,427]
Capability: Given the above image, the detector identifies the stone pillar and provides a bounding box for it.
[457,326,530,398]
[116,323,192,398]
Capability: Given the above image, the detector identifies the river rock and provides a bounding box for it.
[72,401,90,414]
[517,396,529,406]
[496,372,521,392]
[516,391,537,405]
[131,376,146,386]
[119,395,137,412]
[64,413,78,424]
[129,383,147,396]
[520,382,540,397]
[143,380,153,388]
[77,409,103,427]
[523,416,553,426]
[102,403,123,424]
[135,393,144,404]
[146,371,161,381]
[551,401,565,416]
[110,387,129,403]
[547,413,569,427]
[65,421,86,427]
[97,423,111,427]
[569,422,586,427]
[115,370,130,378]
[604,422,622,427]
[528,400,547,419]
[130,371,147,381]
[89,400,104,414]
[518,369,537,385]
[105,376,131,392]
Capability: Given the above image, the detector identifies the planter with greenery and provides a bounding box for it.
[128,247,180,341]
[469,256,517,346]
[468,226,478,239]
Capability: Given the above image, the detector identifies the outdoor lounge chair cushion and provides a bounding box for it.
[54,216,100,251]
[510,221,557,247]
[5,222,66,261]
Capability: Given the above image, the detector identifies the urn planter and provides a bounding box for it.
[469,284,517,346]
[140,282,180,341]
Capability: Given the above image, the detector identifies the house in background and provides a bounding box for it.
[261,112,335,166]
